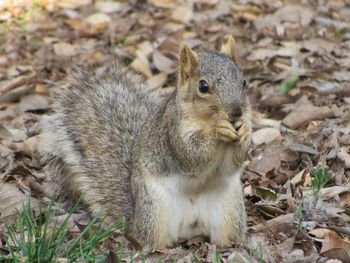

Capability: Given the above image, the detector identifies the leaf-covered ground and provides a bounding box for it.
[0,0,350,262]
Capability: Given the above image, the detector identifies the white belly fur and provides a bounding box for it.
[146,169,242,243]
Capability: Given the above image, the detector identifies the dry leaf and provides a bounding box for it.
[148,0,183,8]
[248,149,281,176]
[319,186,350,200]
[250,213,294,233]
[84,12,111,27]
[309,228,332,239]
[24,136,38,153]
[95,2,129,13]
[288,169,307,186]
[340,192,350,209]
[137,41,154,58]
[227,252,249,263]
[152,50,176,74]
[337,147,350,168]
[320,231,350,262]
[130,51,152,78]
[255,186,277,200]
[147,73,168,89]
[255,5,313,31]
[195,0,219,7]
[18,95,50,112]
[251,127,281,146]
[247,42,302,61]
[287,143,319,155]
[268,237,295,259]
[6,128,26,141]
[170,5,193,24]
[282,104,334,129]
[0,183,39,223]
[53,42,77,57]
[253,118,281,129]
[57,0,92,9]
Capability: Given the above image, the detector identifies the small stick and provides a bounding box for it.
[0,73,35,97]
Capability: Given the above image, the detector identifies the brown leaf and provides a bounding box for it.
[338,147,350,168]
[18,95,50,112]
[5,128,27,141]
[195,0,219,7]
[309,228,332,239]
[287,143,319,155]
[53,42,77,57]
[0,124,13,139]
[268,237,295,259]
[249,213,294,233]
[255,5,313,31]
[104,251,120,263]
[227,251,250,263]
[282,104,334,129]
[57,0,92,9]
[24,136,39,153]
[152,50,176,74]
[319,186,350,200]
[170,5,193,24]
[260,92,292,107]
[255,203,285,218]
[248,149,281,176]
[84,12,111,28]
[147,73,168,89]
[130,52,153,79]
[340,192,350,209]
[0,183,39,223]
[255,186,278,200]
[287,169,307,186]
[320,231,350,262]
[95,2,130,14]
[253,118,281,129]
[137,41,154,58]
[251,127,281,146]
[247,42,302,61]
[148,0,183,8]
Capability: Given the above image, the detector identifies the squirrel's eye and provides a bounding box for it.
[199,80,209,93]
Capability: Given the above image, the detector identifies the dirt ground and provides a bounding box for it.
[0,0,350,262]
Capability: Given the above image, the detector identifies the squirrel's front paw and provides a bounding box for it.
[215,119,238,142]
[233,119,250,144]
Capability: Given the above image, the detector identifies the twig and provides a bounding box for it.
[0,73,35,97]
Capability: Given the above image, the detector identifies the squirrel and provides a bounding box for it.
[39,36,252,250]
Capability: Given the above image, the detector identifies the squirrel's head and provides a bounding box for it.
[177,36,248,124]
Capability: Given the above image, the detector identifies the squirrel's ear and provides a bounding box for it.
[221,35,236,61]
[179,43,199,83]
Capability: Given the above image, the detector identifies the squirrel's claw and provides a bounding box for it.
[238,123,250,144]
[215,119,239,142]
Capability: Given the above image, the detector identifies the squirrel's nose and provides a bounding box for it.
[229,107,242,124]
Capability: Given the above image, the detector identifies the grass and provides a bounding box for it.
[0,199,269,262]
[1,199,123,262]
[277,75,300,94]
[258,242,264,263]
[310,165,332,198]
[296,199,304,230]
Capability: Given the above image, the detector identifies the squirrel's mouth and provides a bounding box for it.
[230,116,243,130]
[229,108,243,127]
